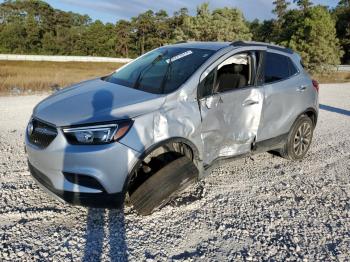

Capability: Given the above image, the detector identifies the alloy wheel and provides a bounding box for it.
[293,122,312,156]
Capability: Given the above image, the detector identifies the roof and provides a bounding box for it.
[230,41,294,54]
[171,41,294,54]
[171,41,231,51]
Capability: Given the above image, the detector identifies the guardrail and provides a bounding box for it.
[336,65,350,72]
[0,54,132,63]
[0,54,349,70]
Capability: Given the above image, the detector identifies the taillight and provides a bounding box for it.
[312,79,319,93]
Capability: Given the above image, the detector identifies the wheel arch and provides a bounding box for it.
[122,137,201,195]
[288,107,318,134]
[303,107,318,126]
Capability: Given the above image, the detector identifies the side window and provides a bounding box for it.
[264,52,293,83]
[214,53,252,93]
[288,59,298,76]
[198,69,216,98]
[198,52,257,98]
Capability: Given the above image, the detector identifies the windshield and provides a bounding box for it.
[103,47,215,94]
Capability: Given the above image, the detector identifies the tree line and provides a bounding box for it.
[0,0,349,72]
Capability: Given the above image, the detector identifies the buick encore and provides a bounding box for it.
[25,41,319,215]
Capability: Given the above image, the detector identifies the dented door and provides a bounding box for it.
[199,87,264,165]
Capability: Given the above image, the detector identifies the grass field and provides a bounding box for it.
[0,61,349,95]
[313,71,350,84]
[0,61,123,95]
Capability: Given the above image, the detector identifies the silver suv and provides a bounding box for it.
[26,41,319,215]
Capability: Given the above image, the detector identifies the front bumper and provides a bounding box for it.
[25,127,141,208]
[29,161,124,208]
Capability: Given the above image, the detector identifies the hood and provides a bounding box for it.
[33,78,165,126]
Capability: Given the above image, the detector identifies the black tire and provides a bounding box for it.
[279,115,314,160]
[130,156,198,215]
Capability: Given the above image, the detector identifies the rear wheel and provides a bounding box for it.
[130,156,198,215]
[279,115,314,160]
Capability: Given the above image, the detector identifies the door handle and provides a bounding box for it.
[242,100,259,107]
[297,85,307,92]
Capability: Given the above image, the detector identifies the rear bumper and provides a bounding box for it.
[28,161,124,208]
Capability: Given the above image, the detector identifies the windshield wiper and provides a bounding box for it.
[160,59,173,94]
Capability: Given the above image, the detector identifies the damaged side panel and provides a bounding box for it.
[153,78,204,174]
[122,76,205,175]
[122,46,266,178]
[199,86,264,166]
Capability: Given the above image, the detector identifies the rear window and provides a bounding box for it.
[264,52,297,84]
[103,47,214,94]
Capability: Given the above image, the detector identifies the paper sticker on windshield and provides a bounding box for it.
[166,50,193,63]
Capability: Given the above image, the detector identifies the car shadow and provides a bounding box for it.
[61,89,136,261]
[83,208,128,261]
[319,104,350,116]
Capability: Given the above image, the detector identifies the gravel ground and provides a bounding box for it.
[0,83,349,261]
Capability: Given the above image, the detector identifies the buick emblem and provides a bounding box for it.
[27,121,34,136]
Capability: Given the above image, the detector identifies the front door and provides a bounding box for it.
[198,50,264,166]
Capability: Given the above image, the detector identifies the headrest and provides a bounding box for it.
[233,64,243,73]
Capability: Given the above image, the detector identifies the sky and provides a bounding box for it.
[2,0,339,23]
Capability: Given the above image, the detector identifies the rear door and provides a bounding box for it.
[257,51,309,142]
[198,48,265,166]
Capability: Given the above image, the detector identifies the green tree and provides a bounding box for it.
[0,0,94,55]
[288,6,343,72]
[333,0,350,63]
[25,14,42,52]
[152,10,171,47]
[273,0,290,19]
[2,0,346,69]
[211,7,251,41]
[82,20,116,56]
[293,0,313,11]
[42,31,58,54]
[271,0,290,42]
[278,9,304,44]
[338,0,350,6]
[186,3,251,41]
[131,10,155,55]
[0,19,26,53]
[249,19,275,42]
[171,8,191,42]
[188,3,214,41]
[172,8,189,27]
[115,20,132,57]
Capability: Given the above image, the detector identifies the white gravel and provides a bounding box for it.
[0,83,349,261]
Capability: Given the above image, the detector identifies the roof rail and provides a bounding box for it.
[230,41,293,54]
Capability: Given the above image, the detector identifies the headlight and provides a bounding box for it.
[62,121,133,145]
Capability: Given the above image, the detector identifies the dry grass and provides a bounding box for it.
[0,61,349,95]
[313,71,350,84]
[0,61,123,95]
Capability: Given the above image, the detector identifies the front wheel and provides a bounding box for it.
[130,156,198,215]
[279,115,314,161]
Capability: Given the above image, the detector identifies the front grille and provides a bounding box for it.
[28,119,58,149]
